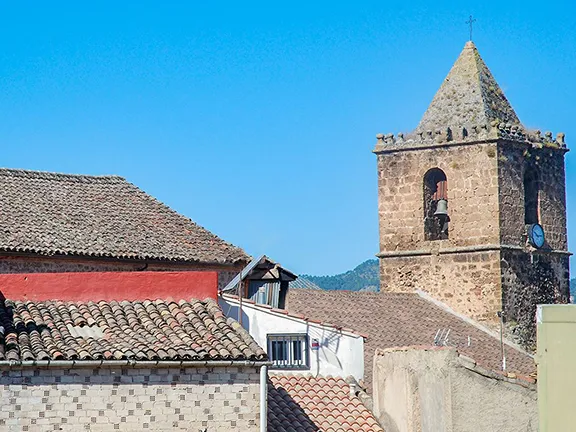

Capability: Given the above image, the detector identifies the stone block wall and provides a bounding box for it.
[0,255,241,290]
[376,138,570,334]
[376,140,503,325]
[379,250,502,323]
[501,249,570,347]
[376,141,500,253]
[497,141,568,250]
[0,366,261,431]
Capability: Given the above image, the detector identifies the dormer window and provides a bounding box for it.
[424,168,449,240]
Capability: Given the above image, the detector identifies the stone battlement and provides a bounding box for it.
[375,121,567,151]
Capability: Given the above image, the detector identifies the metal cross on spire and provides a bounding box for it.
[466,15,477,41]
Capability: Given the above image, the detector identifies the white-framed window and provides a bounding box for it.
[267,334,309,370]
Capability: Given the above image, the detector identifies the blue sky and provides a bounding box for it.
[0,1,574,275]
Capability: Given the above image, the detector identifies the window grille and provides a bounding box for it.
[267,334,309,369]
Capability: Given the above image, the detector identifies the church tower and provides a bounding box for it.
[374,41,570,347]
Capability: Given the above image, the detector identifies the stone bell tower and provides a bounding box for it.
[374,41,570,347]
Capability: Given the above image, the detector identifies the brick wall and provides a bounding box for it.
[0,256,241,290]
[0,366,261,431]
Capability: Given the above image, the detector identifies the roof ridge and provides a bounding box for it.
[124,179,249,259]
[0,168,126,183]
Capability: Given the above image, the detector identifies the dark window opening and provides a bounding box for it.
[424,168,449,240]
[267,334,309,370]
[524,167,539,225]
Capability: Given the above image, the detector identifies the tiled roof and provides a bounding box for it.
[416,41,521,133]
[268,375,384,432]
[0,297,266,362]
[286,289,535,394]
[289,277,322,290]
[0,169,248,264]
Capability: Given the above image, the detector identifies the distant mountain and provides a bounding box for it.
[298,259,379,292]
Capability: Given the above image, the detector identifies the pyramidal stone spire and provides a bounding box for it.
[415,41,521,134]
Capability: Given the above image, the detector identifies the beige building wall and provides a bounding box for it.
[537,304,576,432]
[372,347,537,432]
[0,365,260,431]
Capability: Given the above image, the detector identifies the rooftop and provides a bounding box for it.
[0,297,266,363]
[268,374,383,432]
[416,41,520,133]
[286,289,535,394]
[0,168,248,265]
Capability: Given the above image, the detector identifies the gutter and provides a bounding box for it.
[0,359,272,369]
[260,364,268,432]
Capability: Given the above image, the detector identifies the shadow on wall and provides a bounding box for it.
[267,380,319,431]
[218,301,251,330]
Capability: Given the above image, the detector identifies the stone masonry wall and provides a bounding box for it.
[377,142,500,252]
[497,141,568,250]
[379,251,502,323]
[0,255,241,290]
[497,141,569,347]
[377,141,502,324]
[0,366,260,431]
[501,250,570,348]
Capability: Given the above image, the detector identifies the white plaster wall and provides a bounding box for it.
[219,296,364,381]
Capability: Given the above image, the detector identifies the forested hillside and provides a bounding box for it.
[299,259,379,292]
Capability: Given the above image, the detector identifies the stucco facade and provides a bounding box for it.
[372,347,537,432]
[219,295,364,381]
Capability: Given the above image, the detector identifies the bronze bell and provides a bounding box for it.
[434,199,448,217]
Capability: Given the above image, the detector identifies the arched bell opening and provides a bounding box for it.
[424,168,449,240]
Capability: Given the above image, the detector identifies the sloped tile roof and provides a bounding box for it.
[0,297,266,362]
[286,289,535,394]
[289,277,322,290]
[0,169,248,264]
[268,375,383,432]
[416,41,521,133]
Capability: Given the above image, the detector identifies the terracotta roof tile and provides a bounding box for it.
[286,289,535,394]
[268,375,383,432]
[0,169,248,264]
[0,297,266,362]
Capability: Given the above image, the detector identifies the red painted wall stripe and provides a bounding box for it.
[0,271,217,302]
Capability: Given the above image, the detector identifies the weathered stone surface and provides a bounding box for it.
[375,42,570,346]
[417,41,520,133]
